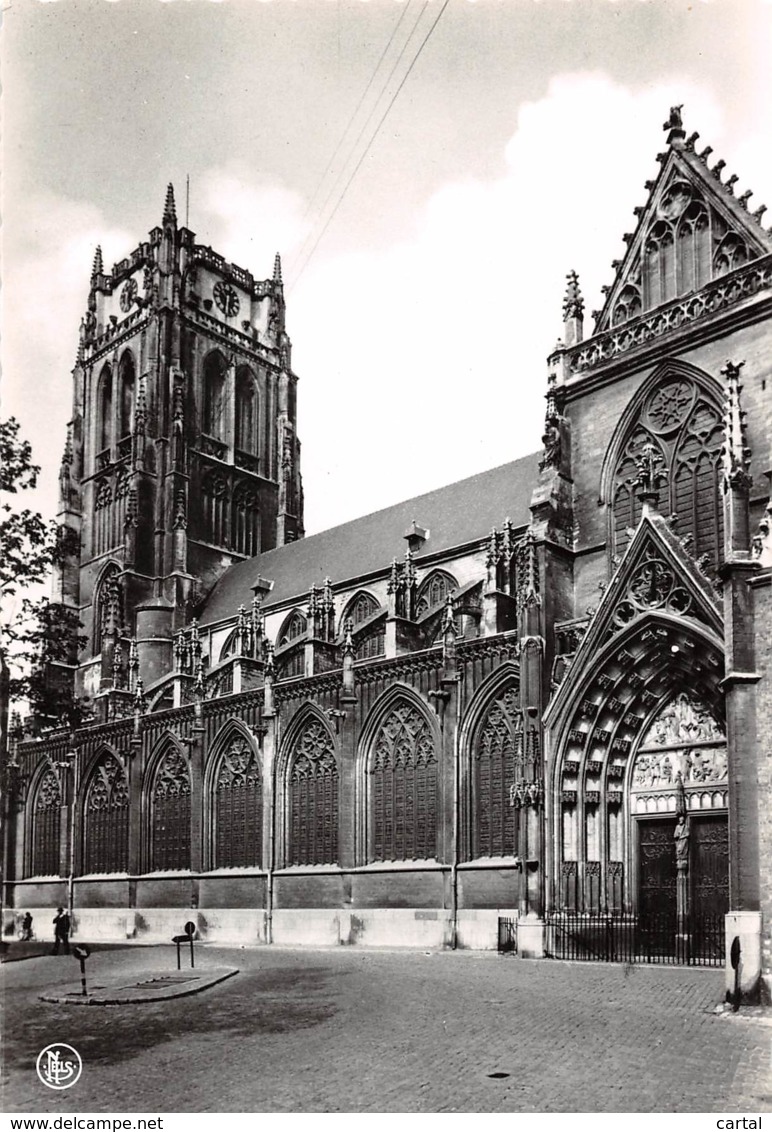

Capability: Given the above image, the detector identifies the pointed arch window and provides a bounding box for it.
[150,746,191,871]
[213,734,262,868]
[472,683,520,859]
[370,701,437,862]
[83,753,129,874]
[235,367,258,455]
[287,719,338,866]
[415,571,457,616]
[610,377,723,568]
[278,609,307,647]
[203,352,228,440]
[340,590,379,630]
[31,768,61,876]
[118,352,136,440]
[97,364,113,456]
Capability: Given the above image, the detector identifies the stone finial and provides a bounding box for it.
[562,270,584,321]
[721,360,752,493]
[163,183,177,225]
[663,105,685,145]
[91,246,103,277]
[273,253,283,284]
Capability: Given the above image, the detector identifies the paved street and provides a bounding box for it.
[2,944,770,1113]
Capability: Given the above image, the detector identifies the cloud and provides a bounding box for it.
[3,72,767,542]
[290,72,734,532]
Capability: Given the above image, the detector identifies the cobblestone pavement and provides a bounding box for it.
[2,944,770,1113]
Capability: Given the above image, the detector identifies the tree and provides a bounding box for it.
[0,418,84,761]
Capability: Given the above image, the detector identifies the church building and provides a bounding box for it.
[6,111,772,999]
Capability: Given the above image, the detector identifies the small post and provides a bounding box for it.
[730,936,741,1011]
[72,944,90,997]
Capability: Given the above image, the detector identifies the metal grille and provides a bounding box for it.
[497,917,517,954]
[545,911,724,966]
[371,702,437,862]
[32,769,61,876]
[215,736,262,868]
[151,747,191,870]
[288,721,338,865]
[83,753,129,873]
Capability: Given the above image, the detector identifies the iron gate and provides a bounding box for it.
[545,911,723,966]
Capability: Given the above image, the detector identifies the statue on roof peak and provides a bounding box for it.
[663,105,686,147]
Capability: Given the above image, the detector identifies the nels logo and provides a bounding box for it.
[36,1043,83,1090]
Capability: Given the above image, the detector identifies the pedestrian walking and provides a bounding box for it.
[51,907,70,954]
[20,912,33,941]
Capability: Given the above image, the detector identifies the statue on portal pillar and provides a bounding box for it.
[674,813,691,863]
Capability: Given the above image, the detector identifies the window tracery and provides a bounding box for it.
[31,769,61,876]
[151,747,191,871]
[203,352,227,440]
[611,378,723,566]
[233,482,259,557]
[472,684,520,858]
[214,735,262,868]
[83,753,129,874]
[415,571,457,617]
[201,469,229,547]
[287,720,338,866]
[370,702,437,861]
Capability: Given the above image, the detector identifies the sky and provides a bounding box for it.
[2,0,771,537]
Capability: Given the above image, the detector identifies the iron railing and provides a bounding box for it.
[545,911,724,967]
[497,917,517,955]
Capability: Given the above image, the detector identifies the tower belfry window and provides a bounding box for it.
[203,352,228,441]
[118,353,136,440]
[98,365,113,455]
[235,367,258,455]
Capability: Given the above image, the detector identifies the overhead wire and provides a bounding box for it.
[294,0,416,234]
[289,0,450,291]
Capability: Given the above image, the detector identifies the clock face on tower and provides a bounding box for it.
[120,278,138,313]
[213,280,240,318]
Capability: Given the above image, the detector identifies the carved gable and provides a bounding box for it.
[595,139,772,334]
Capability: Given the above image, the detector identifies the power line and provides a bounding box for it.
[296,0,415,232]
[290,0,450,291]
[289,0,431,288]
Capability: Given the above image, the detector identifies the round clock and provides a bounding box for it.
[120,278,138,313]
[213,280,240,318]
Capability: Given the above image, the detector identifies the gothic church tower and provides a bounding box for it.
[53,185,304,714]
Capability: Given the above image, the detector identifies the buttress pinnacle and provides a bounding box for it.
[562,270,584,321]
[163,182,177,225]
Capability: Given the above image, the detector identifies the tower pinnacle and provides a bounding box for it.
[273,252,283,284]
[91,246,103,277]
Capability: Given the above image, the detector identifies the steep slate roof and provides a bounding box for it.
[201,451,541,625]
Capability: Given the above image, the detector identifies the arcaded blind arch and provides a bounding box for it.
[287,719,338,866]
[369,700,437,862]
[31,768,61,876]
[203,351,227,439]
[150,746,191,871]
[201,469,229,547]
[93,563,122,654]
[233,482,259,557]
[610,377,723,566]
[213,734,263,868]
[82,752,129,874]
[472,682,520,859]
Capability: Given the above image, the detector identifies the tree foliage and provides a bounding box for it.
[0,418,85,751]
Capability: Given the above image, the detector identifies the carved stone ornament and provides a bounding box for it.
[641,692,723,747]
[611,546,692,629]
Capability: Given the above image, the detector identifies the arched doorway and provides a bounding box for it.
[630,692,728,924]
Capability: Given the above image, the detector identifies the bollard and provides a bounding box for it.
[72,944,91,997]
[730,935,741,1011]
